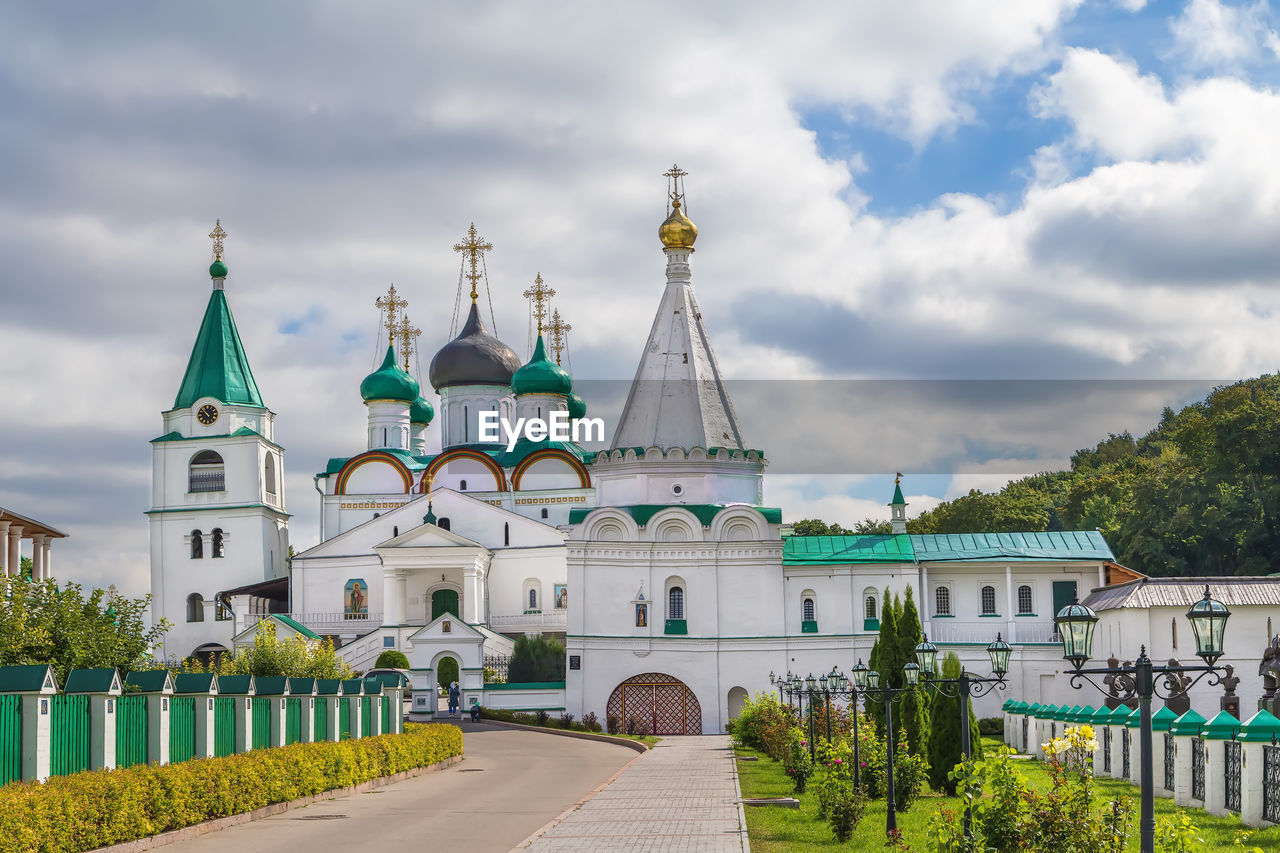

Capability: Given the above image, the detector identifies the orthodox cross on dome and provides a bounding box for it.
[547,308,572,366]
[453,223,493,303]
[523,273,555,335]
[663,163,689,213]
[375,284,408,347]
[208,219,227,261]
[396,314,421,371]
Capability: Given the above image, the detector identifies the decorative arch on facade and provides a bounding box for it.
[605,672,702,735]
[334,450,413,495]
[510,448,590,490]
[582,508,640,542]
[709,507,767,542]
[645,508,701,542]
[422,449,507,492]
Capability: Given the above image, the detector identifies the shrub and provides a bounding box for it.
[728,693,794,759]
[607,714,621,734]
[582,711,601,732]
[782,728,814,793]
[977,716,1004,736]
[507,634,566,682]
[892,729,929,812]
[0,724,462,853]
[927,652,981,793]
[374,650,410,670]
[216,621,354,679]
[535,709,549,726]
[826,777,866,842]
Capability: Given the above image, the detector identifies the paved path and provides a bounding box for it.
[160,722,635,853]
[521,735,748,853]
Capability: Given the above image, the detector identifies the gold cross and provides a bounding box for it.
[662,164,689,208]
[208,219,227,260]
[547,308,572,366]
[375,284,408,347]
[522,273,556,335]
[396,315,421,371]
[453,223,493,302]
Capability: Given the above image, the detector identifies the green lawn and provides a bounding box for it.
[735,738,1280,851]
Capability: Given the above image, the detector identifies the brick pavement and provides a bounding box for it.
[519,735,749,852]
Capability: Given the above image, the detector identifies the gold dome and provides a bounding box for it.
[659,198,698,249]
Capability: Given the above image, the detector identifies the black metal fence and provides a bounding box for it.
[1103,726,1112,773]
[483,653,511,683]
[1225,739,1241,813]
[1264,742,1280,825]
[1164,733,1175,791]
[1191,737,1204,800]
[1122,728,1131,779]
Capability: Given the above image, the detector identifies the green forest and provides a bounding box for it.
[806,375,1280,577]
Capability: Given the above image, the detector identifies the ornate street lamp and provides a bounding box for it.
[817,666,862,787]
[856,659,921,836]
[1055,587,1231,853]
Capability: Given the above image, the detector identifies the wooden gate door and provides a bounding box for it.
[607,673,701,735]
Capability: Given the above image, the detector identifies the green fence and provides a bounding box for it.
[0,694,21,784]
[339,699,352,741]
[116,695,148,769]
[213,697,235,757]
[314,697,329,740]
[251,698,270,749]
[169,696,196,763]
[50,693,91,776]
[381,695,391,733]
[285,698,302,745]
[360,697,372,737]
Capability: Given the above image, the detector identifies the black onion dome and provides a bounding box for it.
[429,302,522,389]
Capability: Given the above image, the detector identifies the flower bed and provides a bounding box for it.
[0,723,462,853]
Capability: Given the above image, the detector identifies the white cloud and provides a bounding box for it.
[1169,0,1280,70]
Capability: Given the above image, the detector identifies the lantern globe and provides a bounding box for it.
[914,636,940,676]
[1187,586,1230,665]
[987,633,1013,677]
[1054,599,1098,670]
[867,669,881,690]
[904,661,921,686]
[805,673,818,692]
[851,661,869,690]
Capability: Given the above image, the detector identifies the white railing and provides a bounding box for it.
[247,612,384,636]
[928,621,1061,645]
[490,610,567,630]
[1011,622,1061,645]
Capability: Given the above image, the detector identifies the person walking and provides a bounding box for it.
[448,681,460,716]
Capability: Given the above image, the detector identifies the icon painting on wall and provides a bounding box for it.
[344,578,368,618]
[554,584,568,609]
[635,602,648,627]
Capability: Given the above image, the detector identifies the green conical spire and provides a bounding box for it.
[174,288,265,410]
[890,475,905,506]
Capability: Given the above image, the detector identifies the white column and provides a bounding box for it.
[369,692,384,736]
[1202,738,1227,816]
[233,695,253,754]
[301,696,315,743]
[1093,726,1108,776]
[99,695,118,770]
[1112,724,1128,779]
[268,695,287,747]
[1172,734,1194,805]
[1004,565,1015,642]
[40,539,51,579]
[30,534,46,581]
[19,693,52,782]
[326,695,341,741]
[194,695,215,758]
[1128,727,1141,785]
[147,694,170,766]
[0,521,9,575]
[919,565,931,638]
[1240,741,1265,827]
[385,570,407,626]
[6,526,21,579]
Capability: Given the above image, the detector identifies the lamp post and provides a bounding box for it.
[819,666,863,788]
[1055,585,1230,853]
[912,633,1012,838]
[852,657,920,836]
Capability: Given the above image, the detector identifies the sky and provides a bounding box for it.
[3,0,1280,596]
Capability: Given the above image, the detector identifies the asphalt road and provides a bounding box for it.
[160,722,637,853]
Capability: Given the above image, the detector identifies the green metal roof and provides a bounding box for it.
[0,664,58,693]
[64,668,122,695]
[361,678,384,696]
[174,289,264,410]
[125,670,173,693]
[173,673,218,695]
[1170,709,1207,736]
[288,677,317,695]
[151,426,282,450]
[254,676,290,695]
[910,531,1114,562]
[1104,705,1133,725]
[512,335,572,397]
[784,534,914,565]
[316,678,344,696]
[267,614,321,640]
[891,482,906,505]
[361,346,420,403]
[1202,710,1241,740]
[1125,707,1142,728]
[1090,706,1112,724]
[341,678,365,695]
[218,674,255,694]
[1239,709,1280,742]
[1073,705,1097,722]
[1151,706,1179,732]
[569,504,783,527]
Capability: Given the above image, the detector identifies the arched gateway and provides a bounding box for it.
[606,673,702,735]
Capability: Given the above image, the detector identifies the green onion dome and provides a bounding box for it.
[361,346,420,403]
[209,259,229,278]
[511,334,572,397]
[568,392,586,420]
[410,396,435,425]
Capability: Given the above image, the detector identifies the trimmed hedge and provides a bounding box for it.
[0,723,462,853]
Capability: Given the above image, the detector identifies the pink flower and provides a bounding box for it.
[833,758,843,764]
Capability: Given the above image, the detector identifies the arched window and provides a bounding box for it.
[1017,584,1033,614]
[504,522,510,546]
[438,517,450,531]
[668,586,684,620]
[981,585,997,615]
[528,588,538,610]
[802,597,815,621]
[211,528,224,558]
[186,593,204,622]
[190,529,203,559]
[865,594,877,620]
[264,454,277,499]
[460,479,467,491]
[215,597,232,621]
[541,508,549,519]
[189,450,225,493]
[935,585,951,617]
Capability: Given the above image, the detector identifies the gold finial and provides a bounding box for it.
[375,284,408,347]
[453,223,493,303]
[547,308,572,366]
[209,219,227,261]
[659,165,698,249]
[522,273,556,335]
[895,472,902,485]
[396,314,421,371]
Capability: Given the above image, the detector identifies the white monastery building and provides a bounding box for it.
[149,178,1280,734]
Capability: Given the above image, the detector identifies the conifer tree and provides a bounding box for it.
[897,585,931,757]
[926,652,982,793]
[865,586,896,735]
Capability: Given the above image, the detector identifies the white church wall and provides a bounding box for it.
[515,459,584,492]
[429,456,505,493]
[509,487,594,527]
[161,399,275,445]
[341,459,411,495]
[486,548,567,624]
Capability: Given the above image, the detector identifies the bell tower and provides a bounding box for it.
[147,221,289,661]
